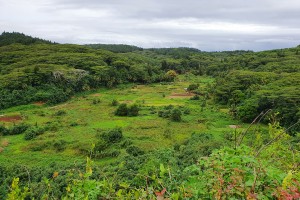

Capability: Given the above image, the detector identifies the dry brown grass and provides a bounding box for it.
[1,139,9,147]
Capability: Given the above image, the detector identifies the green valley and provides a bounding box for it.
[0,32,299,199]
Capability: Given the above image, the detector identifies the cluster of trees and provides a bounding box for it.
[214,71,300,131]
[85,44,143,53]
[0,38,180,109]
[115,103,139,117]
[0,32,54,46]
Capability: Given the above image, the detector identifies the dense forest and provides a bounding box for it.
[0,32,299,199]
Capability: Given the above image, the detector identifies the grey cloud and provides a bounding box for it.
[0,0,300,51]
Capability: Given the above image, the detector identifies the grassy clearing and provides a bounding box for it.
[0,75,252,167]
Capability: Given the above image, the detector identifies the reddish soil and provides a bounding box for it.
[33,101,46,106]
[0,115,22,122]
[168,93,195,98]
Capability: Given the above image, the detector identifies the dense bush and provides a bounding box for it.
[187,83,199,91]
[114,103,128,116]
[94,149,121,158]
[0,123,30,136]
[126,145,144,156]
[115,103,139,116]
[157,105,186,122]
[100,128,123,143]
[111,99,119,106]
[54,110,67,116]
[127,104,139,116]
[190,94,200,100]
[24,126,46,140]
[53,140,67,152]
[170,108,182,122]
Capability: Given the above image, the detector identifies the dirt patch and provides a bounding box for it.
[1,139,9,147]
[0,115,22,122]
[90,93,101,97]
[33,101,46,106]
[168,93,194,98]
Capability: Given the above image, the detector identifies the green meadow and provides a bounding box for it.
[0,75,244,167]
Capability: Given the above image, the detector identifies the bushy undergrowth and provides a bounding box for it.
[157,105,186,122]
[115,103,139,116]
[2,122,299,199]
[0,123,29,136]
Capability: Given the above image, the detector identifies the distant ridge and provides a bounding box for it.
[85,44,143,53]
[0,31,55,46]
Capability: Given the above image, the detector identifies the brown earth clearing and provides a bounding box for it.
[0,115,22,122]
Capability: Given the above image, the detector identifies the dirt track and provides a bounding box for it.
[0,115,22,122]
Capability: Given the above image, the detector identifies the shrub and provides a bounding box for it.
[190,95,200,100]
[164,70,177,81]
[163,129,173,139]
[92,99,101,105]
[24,127,45,140]
[95,149,120,158]
[45,121,60,131]
[53,140,67,152]
[126,146,144,156]
[9,124,30,135]
[115,103,128,116]
[149,106,156,114]
[0,124,30,136]
[187,83,199,91]
[111,99,119,106]
[54,110,66,116]
[24,131,37,140]
[94,139,109,151]
[70,122,79,127]
[30,143,48,151]
[0,125,9,135]
[128,104,139,116]
[100,128,123,143]
[183,108,191,114]
[120,139,133,148]
[115,103,140,117]
[170,109,182,122]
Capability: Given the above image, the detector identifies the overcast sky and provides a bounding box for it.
[1,0,300,51]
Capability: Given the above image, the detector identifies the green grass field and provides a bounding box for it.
[0,75,248,167]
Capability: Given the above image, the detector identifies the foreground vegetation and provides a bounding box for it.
[0,32,299,199]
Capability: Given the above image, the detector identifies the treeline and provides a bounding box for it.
[0,43,175,109]
[0,32,54,46]
[85,44,143,53]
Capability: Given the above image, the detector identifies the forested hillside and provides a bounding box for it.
[85,44,143,53]
[0,32,299,199]
[1,32,299,130]
[0,32,54,46]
